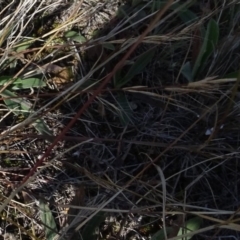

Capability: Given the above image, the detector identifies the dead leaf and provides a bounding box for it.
[61,185,85,239]
[98,101,106,117]
[168,214,184,238]
[200,0,211,15]
[67,185,85,226]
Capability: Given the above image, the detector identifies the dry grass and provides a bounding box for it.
[0,0,240,239]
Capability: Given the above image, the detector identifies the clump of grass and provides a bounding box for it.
[0,0,240,239]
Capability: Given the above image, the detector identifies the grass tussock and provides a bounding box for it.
[0,0,240,239]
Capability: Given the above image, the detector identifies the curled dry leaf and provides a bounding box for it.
[52,67,73,88]
[22,190,33,204]
[43,64,74,89]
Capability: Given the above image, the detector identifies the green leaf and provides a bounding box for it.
[151,0,164,12]
[192,19,219,79]
[178,8,197,25]
[115,49,155,88]
[64,30,86,43]
[82,212,106,240]
[151,227,173,240]
[9,38,33,69]
[32,119,53,137]
[126,49,155,78]
[113,69,122,87]
[177,217,202,240]
[0,76,46,90]
[91,29,101,38]
[0,76,15,85]
[1,89,32,116]
[39,200,58,240]
[102,43,115,50]
[11,77,46,90]
[222,71,238,78]
[115,93,133,126]
[15,38,34,52]
[0,89,53,137]
[117,5,130,18]
[203,20,219,57]
[132,0,142,7]
[181,61,193,82]
[151,1,197,25]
